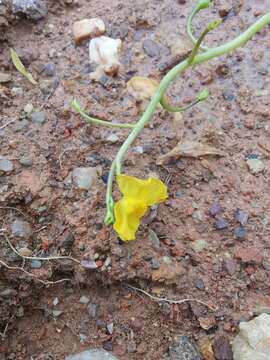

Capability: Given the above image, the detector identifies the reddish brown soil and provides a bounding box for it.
[1,0,270,359]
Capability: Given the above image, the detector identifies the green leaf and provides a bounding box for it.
[198,0,211,10]
[10,48,37,85]
[207,19,222,31]
[69,98,82,113]
[197,88,210,101]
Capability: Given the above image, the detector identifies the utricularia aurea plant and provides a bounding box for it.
[71,0,270,241]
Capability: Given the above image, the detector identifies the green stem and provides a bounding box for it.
[70,99,134,129]
[105,11,270,221]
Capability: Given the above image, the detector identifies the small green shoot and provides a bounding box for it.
[10,48,37,85]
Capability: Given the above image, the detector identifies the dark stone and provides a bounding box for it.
[101,172,109,184]
[215,218,229,230]
[151,258,160,269]
[166,335,201,360]
[209,201,222,216]
[102,341,113,352]
[42,62,56,77]
[234,226,247,239]
[58,229,74,248]
[234,209,249,226]
[213,335,233,360]
[143,39,160,57]
[109,24,129,39]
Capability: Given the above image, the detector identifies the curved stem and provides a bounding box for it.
[187,0,210,51]
[70,99,134,129]
[160,97,201,113]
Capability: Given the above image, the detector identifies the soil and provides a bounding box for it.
[1,0,270,359]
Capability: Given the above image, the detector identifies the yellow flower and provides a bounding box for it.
[113,174,168,241]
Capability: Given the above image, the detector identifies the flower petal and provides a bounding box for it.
[116,175,168,206]
[113,197,147,241]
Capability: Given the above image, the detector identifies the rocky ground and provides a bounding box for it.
[1,0,270,359]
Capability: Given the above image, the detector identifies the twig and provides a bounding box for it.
[127,285,216,311]
[0,314,15,340]
[0,119,16,131]
[0,232,80,264]
[0,206,29,220]
[0,259,71,285]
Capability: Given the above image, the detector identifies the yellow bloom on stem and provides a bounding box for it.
[113,174,168,241]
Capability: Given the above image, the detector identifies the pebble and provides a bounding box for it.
[143,39,160,57]
[127,341,137,353]
[103,341,113,352]
[18,247,32,257]
[215,218,229,230]
[151,258,160,269]
[262,257,270,271]
[246,159,265,175]
[12,0,48,20]
[11,219,32,238]
[73,18,105,44]
[23,103,34,114]
[87,303,98,318]
[65,349,119,360]
[72,167,98,190]
[30,259,42,268]
[0,158,14,173]
[223,257,239,275]
[80,260,98,269]
[209,201,221,216]
[19,155,33,167]
[52,309,63,317]
[42,62,56,77]
[163,335,201,360]
[194,278,205,290]
[39,79,53,94]
[127,76,159,102]
[234,226,247,239]
[79,295,90,304]
[232,313,270,360]
[31,110,47,124]
[107,322,114,335]
[106,134,119,143]
[58,229,74,249]
[235,209,249,226]
[0,72,11,83]
[213,335,233,360]
[190,239,208,253]
[168,34,191,58]
[11,87,23,96]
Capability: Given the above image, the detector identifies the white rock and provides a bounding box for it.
[65,349,119,360]
[246,159,265,175]
[106,134,119,143]
[72,167,98,190]
[89,36,122,79]
[232,313,270,360]
[73,18,105,44]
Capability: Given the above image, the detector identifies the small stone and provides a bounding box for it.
[52,309,63,317]
[232,314,270,360]
[168,35,191,58]
[58,229,74,249]
[12,0,48,20]
[80,260,98,269]
[246,158,265,175]
[164,335,201,360]
[198,316,216,330]
[11,219,32,238]
[127,341,137,353]
[106,134,119,143]
[18,247,32,257]
[87,303,98,318]
[104,256,111,268]
[190,239,208,253]
[107,322,113,335]
[11,87,23,96]
[72,167,98,190]
[194,278,205,290]
[31,110,47,124]
[223,257,239,275]
[213,335,233,360]
[133,145,144,154]
[79,295,90,304]
[39,79,53,95]
[53,297,59,306]
[42,62,56,77]
[215,218,229,230]
[143,39,160,57]
[30,259,42,268]
[198,337,215,360]
[0,72,11,83]
[23,103,34,114]
[17,306,24,317]
[235,209,249,226]
[151,258,160,269]
[148,229,160,249]
[73,18,105,44]
[19,155,33,167]
[262,257,270,271]
[65,349,119,360]
[0,158,14,173]
[234,226,247,239]
[48,49,56,58]
[209,201,222,216]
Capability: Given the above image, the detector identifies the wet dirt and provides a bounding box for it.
[1,0,270,359]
